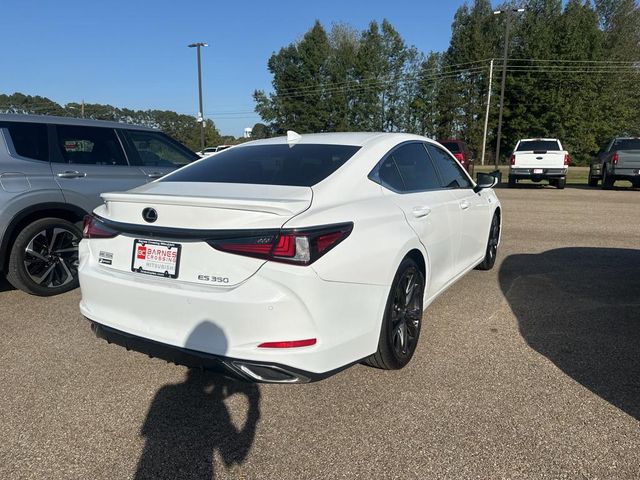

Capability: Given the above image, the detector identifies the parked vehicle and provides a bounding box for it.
[508,138,569,189]
[198,145,233,157]
[439,139,474,175]
[588,137,640,189]
[80,132,502,383]
[0,114,199,296]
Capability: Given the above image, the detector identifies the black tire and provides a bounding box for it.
[476,212,501,271]
[6,217,82,296]
[601,165,614,189]
[556,177,566,189]
[508,175,516,188]
[364,257,425,370]
[587,168,598,187]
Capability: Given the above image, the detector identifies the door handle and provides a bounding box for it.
[146,172,164,179]
[412,206,431,218]
[56,170,86,179]
[459,200,470,210]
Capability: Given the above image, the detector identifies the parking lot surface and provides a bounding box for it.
[1,186,639,479]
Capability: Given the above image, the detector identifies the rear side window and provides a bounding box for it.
[125,130,198,167]
[426,144,472,189]
[516,140,560,152]
[0,121,48,161]
[391,143,441,191]
[55,125,128,166]
[162,144,360,187]
[612,139,640,151]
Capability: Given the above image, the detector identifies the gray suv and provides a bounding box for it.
[0,114,199,296]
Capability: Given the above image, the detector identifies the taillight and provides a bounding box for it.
[510,154,516,165]
[453,152,465,164]
[209,223,353,265]
[612,152,618,165]
[564,153,570,166]
[82,215,119,239]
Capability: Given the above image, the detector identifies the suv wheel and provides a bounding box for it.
[364,257,424,370]
[6,218,82,296]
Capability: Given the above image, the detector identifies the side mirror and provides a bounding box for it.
[474,172,498,193]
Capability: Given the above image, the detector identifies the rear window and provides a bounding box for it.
[162,144,361,187]
[516,140,561,152]
[0,121,48,161]
[612,139,640,151]
[440,141,461,153]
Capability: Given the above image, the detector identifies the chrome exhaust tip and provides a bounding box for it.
[226,361,311,384]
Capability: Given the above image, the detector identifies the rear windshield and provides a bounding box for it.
[516,140,561,152]
[440,142,461,153]
[612,139,640,151]
[162,144,360,187]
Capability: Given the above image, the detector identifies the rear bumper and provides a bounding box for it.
[79,244,388,376]
[509,168,567,179]
[89,321,349,383]
[612,167,640,179]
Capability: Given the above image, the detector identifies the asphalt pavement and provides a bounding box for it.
[1,185,639,479]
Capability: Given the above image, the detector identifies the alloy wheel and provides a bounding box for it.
[23,227,80,288]
[389,267,423,359]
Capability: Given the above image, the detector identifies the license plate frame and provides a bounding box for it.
[131,239,182,279]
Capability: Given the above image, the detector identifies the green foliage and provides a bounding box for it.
[0,93,223,152]
[254,1,639,165]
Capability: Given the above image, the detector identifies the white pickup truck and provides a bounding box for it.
[508,138,569,189]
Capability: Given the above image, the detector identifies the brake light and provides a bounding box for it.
[82,215,119,239]
[453,152,465,163]
[210,223,353,265]
[258,338,317,348]
[564,153,570,166]
[612,152,618,165]
[510,154,516,165]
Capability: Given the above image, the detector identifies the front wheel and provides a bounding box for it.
[364,257,425,370]
[6,218,82,296]
[475,212,501,271]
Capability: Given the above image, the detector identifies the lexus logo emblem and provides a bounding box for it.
[142,208,158,223]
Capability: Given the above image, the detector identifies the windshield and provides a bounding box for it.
[440,142,461,153]
[162,143,361,187]
[516,140,561,152]
[612,139,640,151]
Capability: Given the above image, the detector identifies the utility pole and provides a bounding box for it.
[81,99,85,118]
[481,59,494,166]
[188,42,208,151]
[493,8,524,175]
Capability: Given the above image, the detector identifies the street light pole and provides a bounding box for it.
[493,8,524,173]
[188,42,208,152]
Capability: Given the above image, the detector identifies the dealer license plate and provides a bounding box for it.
[131,239,181,278]
[533,168,543,174]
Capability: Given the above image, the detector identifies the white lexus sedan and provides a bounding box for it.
[79,132,501,383]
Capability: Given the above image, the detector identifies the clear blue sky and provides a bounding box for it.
[0,0,471,136]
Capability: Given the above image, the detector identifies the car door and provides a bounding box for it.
[50,124,148,213]
[426,143,490,273]
[373,142,458,297]
[119,129,199,181]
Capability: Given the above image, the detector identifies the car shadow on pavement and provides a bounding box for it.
[0,275,14,292]
[499,247,640,420]
[134,322,261,480]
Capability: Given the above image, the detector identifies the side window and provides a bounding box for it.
[125,130,198,167]
[391,143,441,191]
[427,144,473,189]
[377,155,405,191]
[0,122,48,161]
[55,125,128,166]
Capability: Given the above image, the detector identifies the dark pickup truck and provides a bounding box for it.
[588,137,640,188]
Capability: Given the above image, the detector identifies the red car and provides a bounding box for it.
[439,139,474,174]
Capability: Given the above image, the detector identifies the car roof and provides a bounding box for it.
[239,132,431,148]
[0,113,157,131]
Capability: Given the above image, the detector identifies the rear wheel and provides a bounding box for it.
[508,175,516,188]
[365,257,424,370]
[587,167,598,187]
[476,212,501,271]
[556,177,566,189]
[602,166,614,189]
[6,218,82,296]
